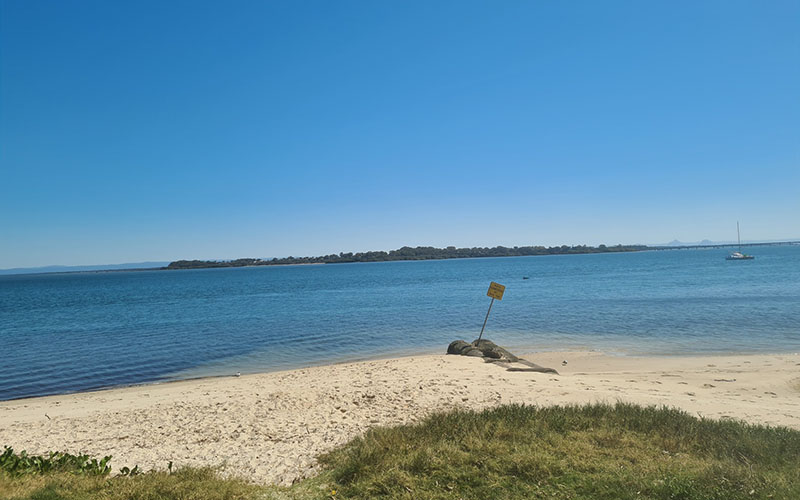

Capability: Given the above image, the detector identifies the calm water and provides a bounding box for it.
[1,245,799,400]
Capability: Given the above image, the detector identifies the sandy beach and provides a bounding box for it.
[1,351,799,485]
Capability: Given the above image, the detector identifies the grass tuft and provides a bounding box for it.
[318,402,800,499]
[0,467,263,500]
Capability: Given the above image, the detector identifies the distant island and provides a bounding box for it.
[4,241,797,276]
[164,244,650,270]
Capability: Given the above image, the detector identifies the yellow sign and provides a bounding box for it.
[487,281,505,300]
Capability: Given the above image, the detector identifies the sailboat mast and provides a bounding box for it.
[737,221,741,252]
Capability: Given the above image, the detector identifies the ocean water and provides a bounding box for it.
[1,245,799,401]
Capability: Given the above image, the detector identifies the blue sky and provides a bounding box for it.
[1,0,798,268]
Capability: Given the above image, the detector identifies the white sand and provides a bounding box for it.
[1,351,799,485]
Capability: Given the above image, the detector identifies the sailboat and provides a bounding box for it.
[726,222,754,260]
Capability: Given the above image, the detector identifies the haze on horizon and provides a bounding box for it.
[1,1,798,269]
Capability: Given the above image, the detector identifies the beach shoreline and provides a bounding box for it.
[2,350,799,485]
[2,344,793,403]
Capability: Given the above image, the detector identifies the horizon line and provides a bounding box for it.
[3,239,799,275]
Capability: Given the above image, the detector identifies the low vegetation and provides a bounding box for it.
[0,448,112,477]
[0,466,261,500]
[317,403,800,499]
[2,403,798,499]
[164,243,649,269]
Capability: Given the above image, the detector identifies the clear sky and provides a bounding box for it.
[1,1,798,268]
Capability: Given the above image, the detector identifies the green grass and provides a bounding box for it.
[0,467,263,500]
[318,403,800,499]
[2,403,799,500]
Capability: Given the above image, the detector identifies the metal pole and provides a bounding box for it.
[476,297,494,345]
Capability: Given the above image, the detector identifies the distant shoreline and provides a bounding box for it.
[161,244,647,270]
[161,241,799,271]
[3,241,798,276]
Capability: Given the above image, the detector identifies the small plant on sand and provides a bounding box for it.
[0,447,111,476]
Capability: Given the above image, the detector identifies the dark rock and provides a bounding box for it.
[447,338,557,373]
[468,339,518,361]
[459,344,478,355]
[472,339,498,350]
[514,359,559,374]
[483,348,503,359]
[447,340,471,355]
[507,366,559,374]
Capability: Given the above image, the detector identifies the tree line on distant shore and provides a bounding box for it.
[163,244,649,270]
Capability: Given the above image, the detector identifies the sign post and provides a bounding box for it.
[477,281,505,344]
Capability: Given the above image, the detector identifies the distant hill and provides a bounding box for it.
[0,262,170,276]
[662,239,730,247]
[658,238,800,247]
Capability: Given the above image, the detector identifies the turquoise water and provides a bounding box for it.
[1,245,799,400]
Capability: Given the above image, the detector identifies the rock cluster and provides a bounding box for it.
[446,339,558,374]
[446,339,518,361]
